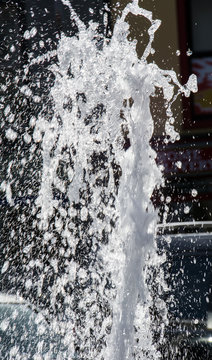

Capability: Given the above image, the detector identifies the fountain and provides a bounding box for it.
[0,0,197,359]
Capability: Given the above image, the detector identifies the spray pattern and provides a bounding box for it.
[1,0,197,359]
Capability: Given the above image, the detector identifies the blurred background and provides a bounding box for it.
[110,0,212,224]
[119,0,212,224]
[138,0,212,225]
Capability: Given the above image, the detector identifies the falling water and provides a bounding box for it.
[0,0,197,359]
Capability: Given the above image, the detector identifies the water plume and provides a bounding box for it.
[0,0,197,359]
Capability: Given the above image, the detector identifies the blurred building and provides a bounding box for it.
[110,0,212,223]
[154,0,212,223]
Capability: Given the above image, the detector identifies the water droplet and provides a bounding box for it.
[176,161,182,169]
[191,189,198,197]
[184,206,190,214]
[186,49,192,56]
[1,260,9,274]
[5,128,17,141]
[10,45,16,53]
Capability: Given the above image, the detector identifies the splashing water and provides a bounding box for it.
[1,0,197,359]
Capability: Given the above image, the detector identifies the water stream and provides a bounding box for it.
[0,1,197,359]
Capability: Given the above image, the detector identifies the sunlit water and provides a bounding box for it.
[1,1,197,359]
